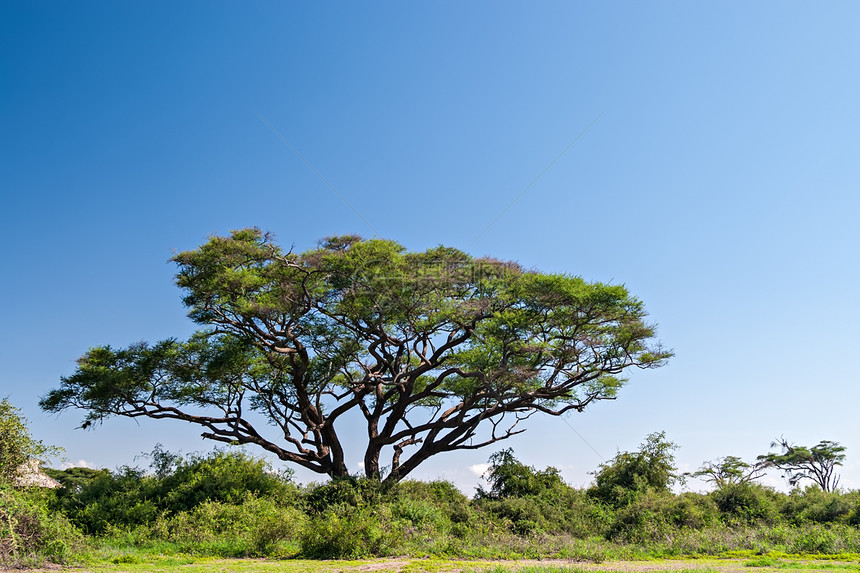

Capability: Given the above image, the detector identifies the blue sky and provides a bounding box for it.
[2,1,859,492]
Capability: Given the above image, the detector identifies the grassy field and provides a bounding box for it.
[15,556,860,573]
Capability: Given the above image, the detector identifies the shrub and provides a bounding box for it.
[303,477,385,515]
[780,486,854,524]
[849,500,860,526]
[478,496,548,535]
[477,449,566,499]
[158,449,298,512]
[299,504,398,558]
[151,494,305,556]
[709,482,781,525]
[788,523,839,554]
[49,447,299,534]
[0,484,84,566]
[0,399,59,484]
[589,432,680,507]
[50,465,160,533]
[609,491,718,542]
[394,479,473,525]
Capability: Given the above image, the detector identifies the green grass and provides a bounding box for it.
[745,559,860,571]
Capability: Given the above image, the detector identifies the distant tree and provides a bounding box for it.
[758,438,846,492]
[41,229,670,483]
[0,399,56,483]
[477,448,565,498]
[43,466,107,494]
[689,456,767,488]
[589,431,679,507]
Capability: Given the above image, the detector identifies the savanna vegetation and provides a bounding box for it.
[4,399,860,569]
[7,234,859,568]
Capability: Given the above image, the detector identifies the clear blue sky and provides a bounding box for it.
[2,1,859,492]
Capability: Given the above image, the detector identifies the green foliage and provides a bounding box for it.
[477,449,566,499]
[609,491,718,542]
[709,482,782,525]
[43,466,107,493]
[589,431,680,507]
[4,424,859,563]
[473,450,611,537]
[43,228,670,482]
[849,501,860,527]
[303,477,386,515]
[0,399,58,484]
[147,495,305,557]
[299,505,397,558]
[51,464,160,533]
[759,439,846,492]
[690,456,767,487]
[0,483,83,566]
[50,448,298,534]
[156,448,297,512]
[0,400,80,566]
[392,479,473,525]
[780,486,858,525]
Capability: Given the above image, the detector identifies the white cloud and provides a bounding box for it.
[61,459,94,470]
[468,463,490,477]
[357,461,365,469]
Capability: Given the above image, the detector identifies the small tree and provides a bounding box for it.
[758,438,846,492]
[690,456,767,488]
[477,448,565,498]
[589,431,679,507]
[0,398,55,484]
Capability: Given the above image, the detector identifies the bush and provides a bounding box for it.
[780,486,856,524]
[158,449,298,512]
[299,504,398,558]
[50,465,160,533]
[0,399,59,484]
[849,500,860,526]
[709,482,781,525]
[477,449,566,499]
[49,447,299,534]
[0,484,84,566]
[150,494,305,556]
[303,477,385,515]
[589,432,680,507]
[609,491,718,542]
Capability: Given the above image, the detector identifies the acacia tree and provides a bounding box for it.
[689,455,767,488]
[758,438,846,492]
[42,229,670,483]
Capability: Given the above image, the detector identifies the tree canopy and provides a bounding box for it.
[758,438,846,492]
[689,456,767,489]
[42,229,670,483]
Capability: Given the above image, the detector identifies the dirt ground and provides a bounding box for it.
[6,557,860,573]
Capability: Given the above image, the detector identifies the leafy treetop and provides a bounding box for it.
[758,438,846,492]
[689,456,768,489]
